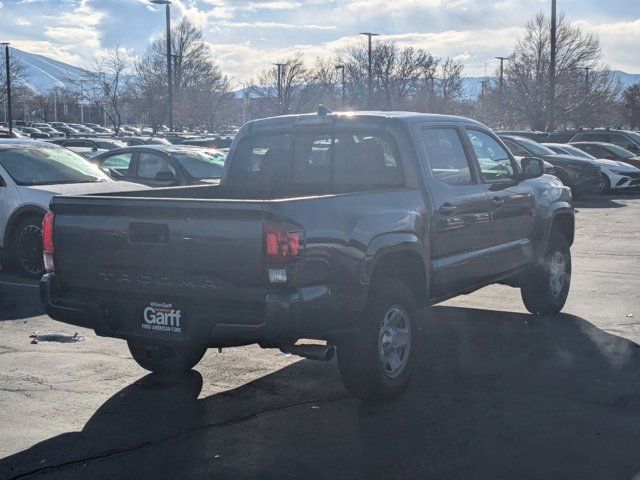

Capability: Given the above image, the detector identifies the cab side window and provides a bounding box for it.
[419,128,474,186]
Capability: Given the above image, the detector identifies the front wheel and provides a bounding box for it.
[600,173,611,194]
[127,340,206,374]
[337,278,417,403]
[520,232,571,315]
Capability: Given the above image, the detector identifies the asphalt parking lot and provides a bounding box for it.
[1,192,639,480]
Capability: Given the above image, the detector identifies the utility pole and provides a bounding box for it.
[273,63,284,114]
[2,42,13,136]
[53,88,58,122]
[548,0,557,131]
[151,0,173,131]
[335,64,345,108]
[359,32,379,108]
[495,56,508,97]
[239,82,248,124]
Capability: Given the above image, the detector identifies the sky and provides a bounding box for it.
[1,0,639,86]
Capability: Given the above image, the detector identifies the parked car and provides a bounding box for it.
[0,128,26,138]
[41,111,574,402]
[91,145,226,186]
[499,134,601,196]
[51,138,127,151]
[115,136,171,146]
[82,123,112,134]
[569,142,640,169]
[545,130,583,143]
[496,130,548,142]
[544,143,640,192]
[37,126,65,139]
[68,146,109,159]
[52,124,79,137]
[67,123,95,134]
[15,127,51,139]
[180,136,234,149]
[0,140,144,277]
[570,128,640,155]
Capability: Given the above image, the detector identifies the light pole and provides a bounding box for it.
[151,0,173,131]
[239,82,248,124]
[273,63,285,113]
[359,32,379,108]
[548,0,557,131]
[335,64,345,109]
[2,42,13,136]
[582,66,590,92]
[495,56,508,96]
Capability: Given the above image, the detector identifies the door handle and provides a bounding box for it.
[439,203,457,215]
[491,197,504,209]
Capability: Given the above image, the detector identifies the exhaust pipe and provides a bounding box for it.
[281,344,336,361]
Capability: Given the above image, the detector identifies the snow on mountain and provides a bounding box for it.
[11,48,88,92]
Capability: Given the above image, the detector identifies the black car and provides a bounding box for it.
[569,142,640,169]
[545,130,582,143]
[499,134,601,196]
[570,129,640,155]
[496,130,548,142]
[91,145,226,186]
[52,137,127,151]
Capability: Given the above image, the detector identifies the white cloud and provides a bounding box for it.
[245,1,301,10]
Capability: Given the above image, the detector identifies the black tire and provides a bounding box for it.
[521,231,571,315]
[8,215,45,278]
[127,340,206,374]
[600,173,611,194]
[337,278,417,403]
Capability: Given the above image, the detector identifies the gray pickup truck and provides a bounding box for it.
[40,111,574,402]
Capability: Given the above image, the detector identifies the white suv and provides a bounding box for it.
[0,140,144,277]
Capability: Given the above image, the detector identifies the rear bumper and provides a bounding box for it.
[40,273,347,347]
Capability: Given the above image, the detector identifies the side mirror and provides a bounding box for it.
[92,146,98,152]
[155,171,177,182]
[520,157,545,179]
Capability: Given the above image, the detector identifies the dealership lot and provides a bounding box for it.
[0,192,639,479]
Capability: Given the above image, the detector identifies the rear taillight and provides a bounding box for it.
[42,211,55,273]
[263,221,302,265]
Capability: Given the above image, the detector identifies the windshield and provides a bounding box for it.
[559,145,595,159]
[0,146,109,185]
[96,140,126,150]
[606,144,636,158]
[172,150,226,179]
[517,137,555,156]
[625,131,640,144]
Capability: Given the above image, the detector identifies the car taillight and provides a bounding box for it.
[263,221,302,264]
[42,211,55,273]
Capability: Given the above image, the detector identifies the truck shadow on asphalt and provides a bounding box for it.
[2,306,640,480]
[574,190,640,209]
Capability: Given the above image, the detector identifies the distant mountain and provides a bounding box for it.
[462,71,640,98]
[11,48,87,92]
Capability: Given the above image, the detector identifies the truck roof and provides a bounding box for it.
[245,110,485,130]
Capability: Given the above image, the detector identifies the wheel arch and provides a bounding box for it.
[548,208,575,247]
[364,238,429,306]
[4,204,47,248]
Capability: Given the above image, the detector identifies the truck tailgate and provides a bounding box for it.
[52,196,267,302]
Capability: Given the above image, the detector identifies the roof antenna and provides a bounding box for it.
[318,104,332,116]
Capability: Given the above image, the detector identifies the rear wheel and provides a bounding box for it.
[520,231,571,315]
[9,215,45,278]
[337,278,417,403]
[127,340,206,374]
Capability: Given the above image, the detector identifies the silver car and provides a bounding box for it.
[0,140,144,277]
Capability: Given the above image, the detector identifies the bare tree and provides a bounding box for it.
[621,83,640,129]
[432,57,464,114]
[73,45,133,134]
[0,48,30,108]
[504,12,617,130]
[134,18,233,131]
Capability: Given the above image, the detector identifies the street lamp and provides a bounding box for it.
[335,64,345,109]
[548,0,557,131]
[1,42,13,136]
[151,0,173,131]
[239,82,248,124]
[359,32,379,108]
[494,56,508,96]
